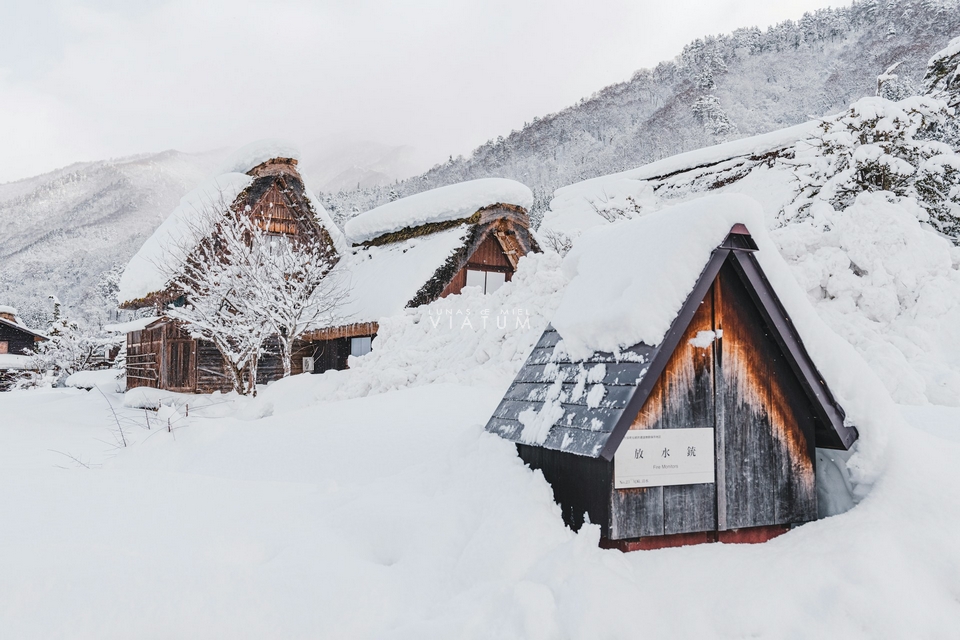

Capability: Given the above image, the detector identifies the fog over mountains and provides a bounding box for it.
[1,0,958,327]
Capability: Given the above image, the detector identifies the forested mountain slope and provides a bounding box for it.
[0,151,223,328]
[321,0,960,220]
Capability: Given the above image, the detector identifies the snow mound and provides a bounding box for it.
[254,251,568,415]
[0,305,18,316]
[0,354,34,370]
[345,178,534,244]
[65,369,124,393]
[218,139,301,175]
[117,174,253,305]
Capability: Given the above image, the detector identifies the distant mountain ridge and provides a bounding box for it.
[319,0,960,219]
[0,150,225,328]
[2,0,959,327]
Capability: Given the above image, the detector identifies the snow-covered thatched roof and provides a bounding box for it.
[542,121,818,238]
[344,178,533,245]
[118,150,346,308]
[310,180,537,333]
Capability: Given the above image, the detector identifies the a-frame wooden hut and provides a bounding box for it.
[302,179,540,371]
[486,202,859,551]
[118,155,345,393]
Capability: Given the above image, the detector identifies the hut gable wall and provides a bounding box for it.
[409,212,539,308]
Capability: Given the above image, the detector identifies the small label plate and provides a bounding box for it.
[614,428,715,489]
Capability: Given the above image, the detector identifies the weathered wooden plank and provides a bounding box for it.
[717,261,816,530]
[611,486,664,538]
[662,286,717,535]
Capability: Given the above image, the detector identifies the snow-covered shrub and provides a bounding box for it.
[774,193,960,405]
[20,296,105,386]
[793,96,960,240]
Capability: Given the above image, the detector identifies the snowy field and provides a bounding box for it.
[2,378,959,639]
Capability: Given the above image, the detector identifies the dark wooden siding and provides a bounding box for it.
[610,286,718,539]
[517,443,613,538]
[716,261,817,530]
[0,322,40,358]
[440,232,514,298]
[309,337,351,373]
[126,325,166,390]
[608,260,818,540]
[162,339,196,392]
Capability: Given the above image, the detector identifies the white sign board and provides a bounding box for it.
[614,428,715,489]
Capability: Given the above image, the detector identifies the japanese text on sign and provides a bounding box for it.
[614,428,715,489]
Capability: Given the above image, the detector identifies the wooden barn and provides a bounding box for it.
[486,217,859,551]
[0,306,46,390]
[118,155,345,393]
[302,178,540,371]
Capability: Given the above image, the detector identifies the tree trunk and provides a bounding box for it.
[280,335,293,378]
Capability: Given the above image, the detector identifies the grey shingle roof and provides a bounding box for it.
[486,326,660,458]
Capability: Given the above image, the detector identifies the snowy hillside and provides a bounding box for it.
[538,91,960,407]
[0,150,225,328]
[322,0,960,216]
[2,260,959,634]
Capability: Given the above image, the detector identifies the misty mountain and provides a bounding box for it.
[319,0,960,219]
[0,151,224,328]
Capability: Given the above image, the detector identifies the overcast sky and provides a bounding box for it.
[0,0,851,183]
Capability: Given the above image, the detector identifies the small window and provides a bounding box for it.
[486,271,506,293]
[302,356,315,373]
[465,269,507,294]
[0,341,7,355]
[351,336,372,357]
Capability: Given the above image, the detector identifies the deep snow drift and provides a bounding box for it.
[2,376,958,638]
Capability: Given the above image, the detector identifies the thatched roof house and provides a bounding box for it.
[302,178,540,370]
[117,148,345,393]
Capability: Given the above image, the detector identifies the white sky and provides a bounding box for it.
[0,0,852,184]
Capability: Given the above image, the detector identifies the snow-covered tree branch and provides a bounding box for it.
[162,191,344,394]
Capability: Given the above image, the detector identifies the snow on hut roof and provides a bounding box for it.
[218,139,301,175]
[344,178,533,245]
[488,194,893,477]
[0,310,45,338]
[552,194,767,359]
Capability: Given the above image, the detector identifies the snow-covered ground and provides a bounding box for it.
[1,376,959,638]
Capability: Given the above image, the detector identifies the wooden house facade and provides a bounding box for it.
[120,157,343,394]
[486,225,858,551]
